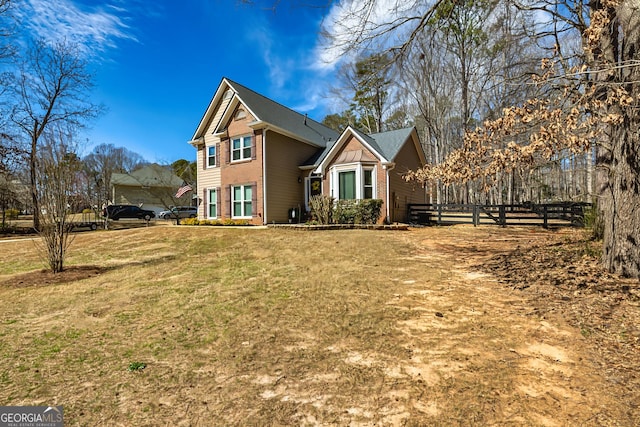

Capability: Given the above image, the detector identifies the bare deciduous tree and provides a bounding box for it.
[9,38,101,230]
[0,1,18,168]
[0,0,16,62]
[82,143,146,209]
[35,129,83,273]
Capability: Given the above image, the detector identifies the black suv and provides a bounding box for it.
[102,205,156,221]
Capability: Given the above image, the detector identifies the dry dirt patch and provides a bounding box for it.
[1,266,107,288]
[404,225,639,425]
[0,226,637,425]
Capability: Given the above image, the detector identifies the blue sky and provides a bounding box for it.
[17,0,351,163]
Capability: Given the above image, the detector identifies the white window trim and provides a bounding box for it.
[232,184,252,219]
[206,145,216,168]
[363,167,375,199]
[231,135,252,162]
[329,163,376,200]
[207,188,218,219]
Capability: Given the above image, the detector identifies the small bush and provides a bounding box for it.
[309,195,333,225]
[334,199,383,224]
[4,209,19,220]
[82,208,93,214]
[207,219,223,226]
[334,200,359,224]
[182,217,250,226]
[359,199,383,224]
[309,197,383,225]
[583,202,603,240]
[223,218,250,226]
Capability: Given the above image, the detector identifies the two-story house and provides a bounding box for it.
[188,77,427,224]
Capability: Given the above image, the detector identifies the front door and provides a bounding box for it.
[305,175,323,211]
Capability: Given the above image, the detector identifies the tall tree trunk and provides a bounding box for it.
[597,0,640,278]
[600,120,640,277]
[586,148,593,200]
[30,129,40,231]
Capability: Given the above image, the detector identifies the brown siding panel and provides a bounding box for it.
[265,131,319,223]
[389,137,427,222]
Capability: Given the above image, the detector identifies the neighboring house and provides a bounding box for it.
[188,77,427,225]
[111,164,191,215]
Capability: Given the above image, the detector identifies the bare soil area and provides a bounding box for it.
[403,226,639,426]
[0,225,638,426]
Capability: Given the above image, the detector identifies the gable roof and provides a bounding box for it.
[348,126,386,159]
[191,77,339,148]
[368,127,416,160]
[307,126,423,171]
[311,126,389,173]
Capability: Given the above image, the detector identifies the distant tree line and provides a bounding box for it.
[319,1,593,207]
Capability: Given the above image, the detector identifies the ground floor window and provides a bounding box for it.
[232,185,252,218]
[333,165,376,200]
[208,188,217,218]
[363,169,374,199]
[338,170,356,200]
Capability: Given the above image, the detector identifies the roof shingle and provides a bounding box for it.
[226,78,340,148]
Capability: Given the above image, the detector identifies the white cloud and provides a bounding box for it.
[238,6,348,118]
[19,0,136,52]
[313,0,431,71]
[246,21,293,92]
[290,78,332,113]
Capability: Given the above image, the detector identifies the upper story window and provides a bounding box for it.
[207,145,216,167]
[232,135,252,162]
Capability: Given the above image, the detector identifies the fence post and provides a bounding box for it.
[473,204,479,227]
[437,204,442,225]
[499,205,506,227]
[543,206,548,229]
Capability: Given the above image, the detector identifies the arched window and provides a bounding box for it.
[235,108,247,120]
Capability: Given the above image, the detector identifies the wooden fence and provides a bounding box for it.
[407,202,592,228]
